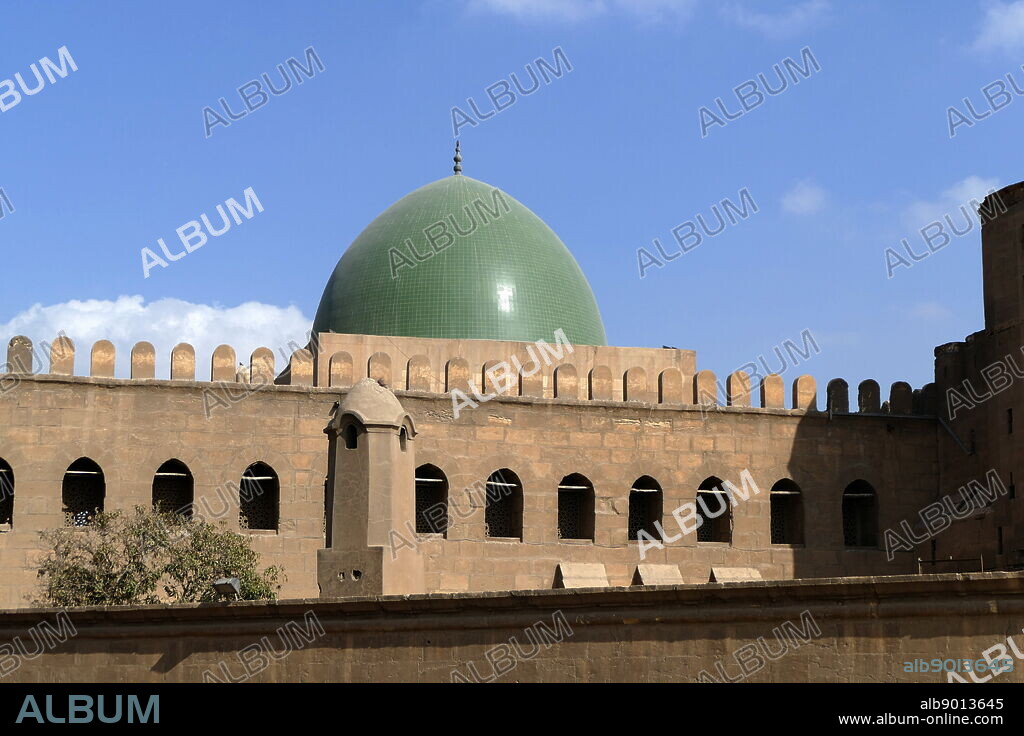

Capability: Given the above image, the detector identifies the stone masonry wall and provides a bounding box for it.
[0,572,1019,683]
[0,369,939,606]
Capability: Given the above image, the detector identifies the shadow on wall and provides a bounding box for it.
[782,376,938,579]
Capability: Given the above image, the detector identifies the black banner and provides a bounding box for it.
[0,683,1017,729]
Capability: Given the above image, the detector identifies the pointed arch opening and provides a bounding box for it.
[343,422,359,450]
[770,478,804,544]
[153,459,194,518]
[415,464,448,535]
[696,476,731,543]
[485,469,522,540]
[843,479,877,547]
[62,458,104,527]
[240,462,279,531]
[558,473,595,541]
[628,476,662,541]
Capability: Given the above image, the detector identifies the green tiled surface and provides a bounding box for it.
[313,175,607,345]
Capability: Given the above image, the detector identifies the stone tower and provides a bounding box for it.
[317,378,424,597]
[980,182,1024,331]
[932,181,1024,571]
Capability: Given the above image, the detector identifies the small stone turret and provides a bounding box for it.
[317,379,423,597]
[980,182,1024,331]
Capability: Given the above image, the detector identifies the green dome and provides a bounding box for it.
[313,175,607,345]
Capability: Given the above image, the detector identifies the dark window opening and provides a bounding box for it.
[415,464,448,535]
[998,526,1004,556]
[485,469,522,539]
[399,427,408,452]
[696,477,731,543]
[343,423,358,450]
[770,479,804,544]
[0,458,13,529]
[843,479,878,547]
[628,476,662,541]
[62,457,104,527]
[1009,408,1014,435]
[152,459,193,518]
[1011,472,1016,500]
[240,462,279,531]
[557,473,594,540]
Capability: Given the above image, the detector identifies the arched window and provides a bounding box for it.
[343,423,359,450]
[0,458,13,529]
[843,480,877,547]
[240,462,279,531]
[696,476,731,543]
[485,469,522,539]
[558,473,595,540]
[399,427,408,452]
[152,459,194,518]
[628,476,662,541]
[415,464,448,535]
[62,458,104,527]
[770,479,804,544]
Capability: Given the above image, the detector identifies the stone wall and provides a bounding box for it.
[0,572,1020,683]
[405,392,939,591]
[0,367,939,605]
[0,375,334,607]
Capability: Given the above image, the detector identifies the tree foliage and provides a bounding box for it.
[34,506,282,607]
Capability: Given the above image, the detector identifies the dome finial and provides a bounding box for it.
[453,140,463,175]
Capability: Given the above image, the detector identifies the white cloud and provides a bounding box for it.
[781,179,826,215]
[722,0,830,38]
[972,0,1024,55]
[902,175,1000,230]
[462,0,697,24]
[0,296,313,379]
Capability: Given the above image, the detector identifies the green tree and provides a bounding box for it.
[34,506,282,607]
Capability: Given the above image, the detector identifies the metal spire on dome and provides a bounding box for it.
[453,140,462,175]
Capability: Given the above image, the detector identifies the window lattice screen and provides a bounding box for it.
[696,502,713,542]
[770,495,788,544]
[558,490,584,539]
[628,490,659,540]
[62,475,104,527]
[416,482,447,534]
[696,492,730,542]
[153,475,192,517]
[240,471,279,531]
[485,493,515,537]
[485,473,520,538]
[842,496,876,547]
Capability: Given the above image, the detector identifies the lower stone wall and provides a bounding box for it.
[1,572,1021,683]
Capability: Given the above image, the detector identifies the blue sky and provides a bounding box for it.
[1,0,1023,395]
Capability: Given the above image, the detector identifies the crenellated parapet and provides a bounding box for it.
[821,376,934,416]
[2,334,935,416]
[3,335,303,386]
